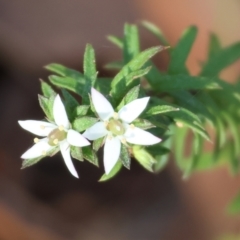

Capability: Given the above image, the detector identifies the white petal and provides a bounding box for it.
[67,129,90,147]
[118,97,150,123]
[104,137,121,174]
[21,139,53,159]
[91,88,114,121]
[60,141,79,178]
[124,127,161,145]
[18,120,56,136]
[83,122,108,140]
[53,94,70,129]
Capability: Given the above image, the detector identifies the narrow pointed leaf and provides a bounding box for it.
[123,24,140,63]
[120,144,131,169]
[141,21,169,46]
[73,117,98,132]
[93,137,105,151]
[133,118,156,130]
[82,146,98,166]
[99,161,122,182]
[208,33,221,58]
[228,192,240,215]
[71,146,83,161]
[117,85,140,110]
[83,44,97,104]
[75,105,89,117]
[49,75,84,96]
[45,63,84,79]
[40,80,56,98]
[111,46,166,102]
[201,42,240,77]
[62,90,79,121]
[107,35,123,49]
[168,26,197,74]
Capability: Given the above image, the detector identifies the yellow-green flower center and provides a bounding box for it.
[107,119,125,136]
[48,128,67,146]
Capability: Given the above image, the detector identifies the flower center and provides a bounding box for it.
[48,127,67,146]
[107,119,125,136]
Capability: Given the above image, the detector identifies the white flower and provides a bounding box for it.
[19,94,90,178]
[83,88,161,174]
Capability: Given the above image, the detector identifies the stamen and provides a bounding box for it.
[176,122,183,128]
[40,125,45,130]
[113,112,118,119]
[34,138,39,143]
[58,125,64,131]
[121,138,127,144]
[42,150,46,156]
[104,121,109,127]
[53,139,59,145]
[130,124,135,129]
[108,135,113,140]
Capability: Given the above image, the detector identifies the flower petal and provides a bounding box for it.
[60,141,79,178]
[104,137,121,174]
[21,139,53,159]
[53,94,70,129]
[91,88,114,120]
[118,97,150,123]
[67,129,90,147]
[83,122,108,140]
[18,120,56,136]
[125,127,161,145]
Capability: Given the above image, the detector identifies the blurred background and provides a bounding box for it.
[1,0,240,239]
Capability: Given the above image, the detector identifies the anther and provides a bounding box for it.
[42,151,46,156]
[176,122,183,128]
[34,138,39,143]
[121,138,127,144]
[40,125,45,130]
[53,139,59,145]
[113,112,118,119]
[58,125,64,131]
[130,124,135,129]
[104,121,109,127]
[108,135,113,140]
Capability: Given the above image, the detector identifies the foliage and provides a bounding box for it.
[21,22,240,206]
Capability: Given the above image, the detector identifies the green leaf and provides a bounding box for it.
[168,26,197,74]
[73,117,98,132]
[83,44,97,104]
[45,63,84,79]
[62,90,79,121]
[93,137,105,151]
[82,146,98,166]
[95,78,111,95]
[228,192,240,215]
[152,74,220,92]
[75,105,89,117]
[49,75,84,96]
[133,118,156,130]
[144,104,179,117]
[21,156,44,169]
[141,20,169,46]
[107,35,123,49]
[201,42,240,77]
[111,46,166,102]
[40,80,56,98]
[105,61,123,70]
[99,161,122,182]
[208,33,221,58]
[165,107,209,140]
[170,90,214,122]
[123,24,140,63]
[120,144,131,169]
[71,146,83,161]
[38,95,55,121]
[117,85,140,110]
[133,146,156,172]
